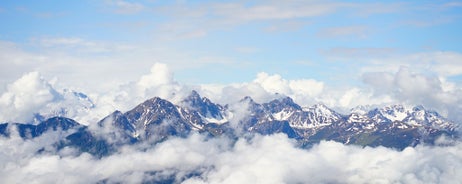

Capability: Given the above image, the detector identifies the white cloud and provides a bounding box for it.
[318,25,369,38]
[253,72,325,102]
[443,2,462,8]
[132,63,183,101]
[36,37,137,53]
[363,67,462,121]
[196,72,325,107]
[0,37,245,95]
[106,0,145,14]
[338,88,393,108]
[211,2,342,22]
[150,1,412,41]
[356,51,462,78]
[234,47,259,54]
[289,79,324,97]
[0,63,461,183]
[264,20,310,32]
[0,72,97,123]
[3,62,462,125]
[88,63,187,116]
[176,30,208,39]
[0,41,46,89]
[254,72,292,95]
[0,133,461,183]
[0,72,59,122]
[137,63,175,91]
[152,1,350,41]
[323,47,397,59]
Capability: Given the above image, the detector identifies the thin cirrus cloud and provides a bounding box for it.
[106,0,145,14]
[356,51,462,77]
[35,37,137,53]
[150,1,369,37]
[321,47,397,58]
[317,25,370,38]
[209,1,341,22]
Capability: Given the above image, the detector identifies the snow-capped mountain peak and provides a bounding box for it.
[308,104,338,117]
[4,90,458,155]
[350,105,372,115]
[180,90,225,123]
[378,104,409,122]
[34,89,95,124]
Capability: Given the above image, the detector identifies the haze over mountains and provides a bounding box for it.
[0,70,461,183]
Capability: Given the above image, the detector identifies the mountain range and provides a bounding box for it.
[0,90,459,157]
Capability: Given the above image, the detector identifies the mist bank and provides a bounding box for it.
[1,132,461,184]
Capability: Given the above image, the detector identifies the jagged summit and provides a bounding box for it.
[0,117,80,138]
[264,96,302,113]
[350,105,372,114]
[181,90,224,120]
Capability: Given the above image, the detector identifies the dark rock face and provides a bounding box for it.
[0,117,80,138]
[106,92,458,149]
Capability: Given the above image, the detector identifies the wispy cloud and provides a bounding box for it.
[317,25,370,39]
[106,0,145,14]
[35,37,136,53]
[322,47,397,58]
[210,1,343,22]
[264,20,311,32]
[356,51,462,77]
[442,1,462,8]
[235,47,260,54]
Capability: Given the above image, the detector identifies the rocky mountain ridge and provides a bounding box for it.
[0,90,459,156]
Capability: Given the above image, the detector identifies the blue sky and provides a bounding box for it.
[2,0,462,122]
[1,0,462,88]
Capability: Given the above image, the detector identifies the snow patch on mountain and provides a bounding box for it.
[273,110,294,121]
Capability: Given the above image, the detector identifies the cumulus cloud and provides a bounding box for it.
[197,70,397,113]
[0,133,461,183]
[105,63,184,107]
[338,88,393,108]
[0,72,60,122]
[3,63,461,126]
[0,63,185,124]
[0,72,97,124]
[363,67,462,121]
[136,63,175,93]
[197,72,325,107]
[0,65,461,183]
[85,63,191,122]
[196,65,462,121]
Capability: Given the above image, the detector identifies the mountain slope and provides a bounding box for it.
[2,91,459,156]
[0,117,80,138]
[102,92,458,148]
